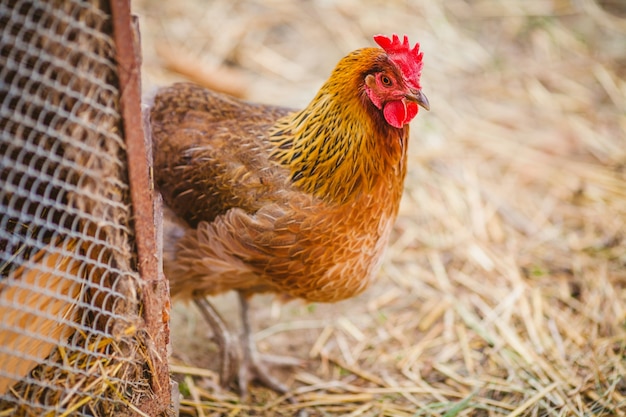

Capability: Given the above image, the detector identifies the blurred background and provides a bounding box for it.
[135,1,625,415]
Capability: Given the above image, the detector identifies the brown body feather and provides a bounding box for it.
[151,47,410,303]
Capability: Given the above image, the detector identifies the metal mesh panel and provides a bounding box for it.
[0,0,151,414]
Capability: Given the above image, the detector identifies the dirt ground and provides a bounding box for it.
[135,1,626,416]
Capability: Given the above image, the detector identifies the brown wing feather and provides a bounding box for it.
[150,83,293,226]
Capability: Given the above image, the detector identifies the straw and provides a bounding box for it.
[138,0,626,415]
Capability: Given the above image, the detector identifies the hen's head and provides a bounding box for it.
[364,34,429,129]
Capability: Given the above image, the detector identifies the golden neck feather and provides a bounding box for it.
[269,49,408,205]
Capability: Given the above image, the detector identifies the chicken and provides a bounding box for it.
[150,34,429,395]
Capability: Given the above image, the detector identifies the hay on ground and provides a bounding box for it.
[137,0,626,415]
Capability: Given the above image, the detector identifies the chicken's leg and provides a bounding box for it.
[237,292,290,398]
[193,296,238,388]
[194,293,296,397]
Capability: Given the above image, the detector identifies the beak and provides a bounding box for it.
[405,89,430,111]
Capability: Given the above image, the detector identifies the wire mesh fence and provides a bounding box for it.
[0,0,168,415]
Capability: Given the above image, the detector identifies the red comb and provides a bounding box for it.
[373,34,424,89]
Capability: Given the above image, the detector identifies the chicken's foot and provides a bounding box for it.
[193,296,238,388]
[194,293,298,399]
[237,292,292,398]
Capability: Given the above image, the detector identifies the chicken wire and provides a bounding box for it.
[0,0,160,415]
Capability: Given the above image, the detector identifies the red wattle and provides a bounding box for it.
[405,101,418,122]
[383,100,420,128]
[383,101,406,129]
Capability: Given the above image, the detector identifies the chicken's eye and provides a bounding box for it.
[381,75,393,87]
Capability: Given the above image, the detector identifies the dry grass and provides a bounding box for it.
[135,0,626,415]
